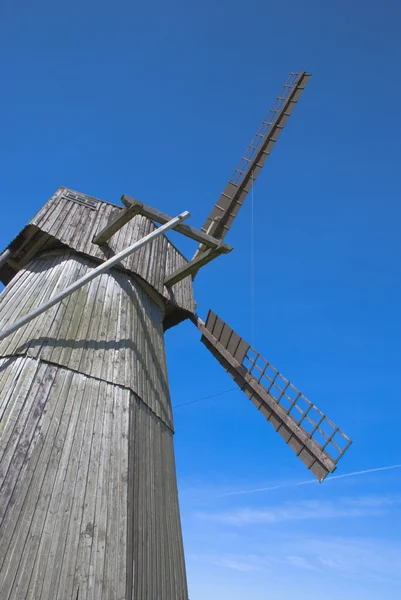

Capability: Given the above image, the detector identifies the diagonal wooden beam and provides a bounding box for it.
[164,246,225,287]
[193,72,310,256]
[93,203,142,245]
[121,194,232,253]
[0,249,12,269]
[195,311,352,482]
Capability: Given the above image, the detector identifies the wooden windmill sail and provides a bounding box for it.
[0,72,351,599]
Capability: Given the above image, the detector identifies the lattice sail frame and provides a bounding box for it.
[230,73,303,187]
[197,72,310,249]
[198,310,352,482]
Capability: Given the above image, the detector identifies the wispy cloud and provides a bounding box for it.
[189,536,401,585]
[300,536,401,584]
[285,554,317,571]
[189,553,271,573]
[196,495,401,526]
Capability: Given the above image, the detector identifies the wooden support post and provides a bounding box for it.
[164,246,224,287]
[0,249,12,268]
[0,212,189,343]
[121,195,232,253]
[93,203,142,245]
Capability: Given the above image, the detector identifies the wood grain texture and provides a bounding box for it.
[0,250,188,599]
[0,251,173,429]
[0,357,187,599]
[28,187,196,317]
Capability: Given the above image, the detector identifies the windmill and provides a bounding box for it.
[0,72,351,599]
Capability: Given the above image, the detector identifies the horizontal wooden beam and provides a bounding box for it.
[164,247,223,287]
[121,194,232,254]
[6,258,21,271]
[0,249,12,269]
[93,203,141,245]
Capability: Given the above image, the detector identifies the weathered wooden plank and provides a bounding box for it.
[32,192,64,232]
[117,388,129,600]
[47,377,89,596]
[69,263,104,375]
[17,231,52,268]
[104,385,121,598]
[122,194,233,252]
[133,397,145,599]
[125,393,135,598]
[164,246,223,287]
[20,254,71,354]
[199,314,350,481]
[9,369,78,599]
[0,254,60,357]
[105,265,121,386]
[30,191,59,226]
[0,356,27,420]
[39,372,87,599]
[158,418,168,595]
[0,229,189,599]
[0,363,65,567]
[54,199,82,244]
[0,258,45,352]
[5,252,172,426]
[72,377,103,600]
[84,202,113,262]
[19,187,197,317]
[146,407,155,599]
[85,266,111,381]
[58,375,99,598]
[92,379,114,600]
[92,202,141,245]
[28,255,79,359]
[0,362,61,593]
[0,366,188,598]
[85,378,109,600]
[26,368,79,599]
[112,390,128,600]
[0,361,47,501]
[47,258,88,367]
[135,215,154,284]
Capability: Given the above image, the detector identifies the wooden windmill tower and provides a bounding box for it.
[0,72,351,599]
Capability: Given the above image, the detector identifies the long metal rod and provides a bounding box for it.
[0,211,190,343]
[0,249,12,269]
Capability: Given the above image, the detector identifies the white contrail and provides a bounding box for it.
[325,464,401,483]
[202,464,401,500]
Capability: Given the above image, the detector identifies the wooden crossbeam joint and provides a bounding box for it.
[93,194,233,284]
[93,203,142,245]
[164,246,225,287]
[121,195,232,253]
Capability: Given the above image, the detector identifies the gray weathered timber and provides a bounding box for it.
[0,251,174,428]
[196,72,311,249]
[0,249,11,269]
[197,310,352,481]
[0,211,189,344]
[0,71,354,600]
[0,250,188,598]
[93,203,142,245]
[121,195,233,252]
[0,187,196,325]
[164,246,225,287]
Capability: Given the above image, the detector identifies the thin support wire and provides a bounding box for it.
[251,170,255,348]
[173,387,238,409]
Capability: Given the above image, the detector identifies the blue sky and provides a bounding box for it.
[1,1,401,598]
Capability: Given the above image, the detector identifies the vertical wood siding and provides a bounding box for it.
[0,357,187,599]
[28,188,195,315]
[0,251,173,429]
[0,250,188,599]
